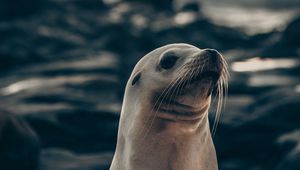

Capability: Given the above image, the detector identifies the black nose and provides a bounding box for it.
[195,49,223,73]
[202,49,221,63]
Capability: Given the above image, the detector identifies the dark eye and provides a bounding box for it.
[131,72,141,86]
[160,55,178,70]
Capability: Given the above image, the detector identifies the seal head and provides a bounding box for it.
[111,43,228,170]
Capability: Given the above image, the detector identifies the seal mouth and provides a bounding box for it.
[151,70,220,121]
[159,108,196,117]
[157,109,201,121]
[154,100,210,121]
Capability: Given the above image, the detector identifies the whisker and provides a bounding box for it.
[211,55,229,137]
[141,65,187,139]
[140,77,179,139]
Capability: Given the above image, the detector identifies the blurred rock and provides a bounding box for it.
[173,0,201,13]
[275,131,300,170]
[125,0,174,11]
[0,111,41,170]
[25,109,119,153]
[40,149,113,170]
[217,87,300,170]
[70,0,108,10]
[0,52,121,154]
[154,19,248,50]
[261,15,300,57]
[246,87,300,112]
[0,0,41,20]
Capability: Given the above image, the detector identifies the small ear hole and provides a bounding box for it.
[131,72,141,86]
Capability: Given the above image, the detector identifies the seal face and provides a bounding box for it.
[111,43,228,170]
[154,48,223,121]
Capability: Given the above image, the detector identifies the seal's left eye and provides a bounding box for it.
[160,55,178,70]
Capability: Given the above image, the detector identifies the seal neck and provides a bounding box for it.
[113,114,216,170]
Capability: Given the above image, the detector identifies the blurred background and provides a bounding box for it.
[0,0,299,169]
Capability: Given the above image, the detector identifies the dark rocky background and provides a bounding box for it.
[0,0,299,169]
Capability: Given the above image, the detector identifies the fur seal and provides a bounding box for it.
[110,43,228,170]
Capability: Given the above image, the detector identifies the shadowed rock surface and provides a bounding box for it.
[0,111,41,170]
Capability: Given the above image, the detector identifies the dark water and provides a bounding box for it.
[0,0,300,170]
